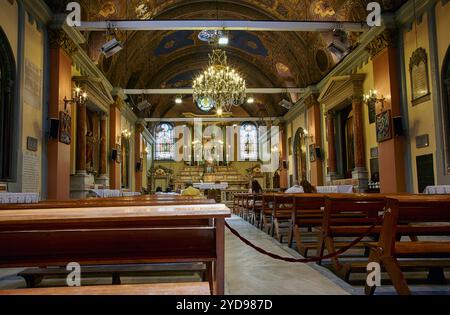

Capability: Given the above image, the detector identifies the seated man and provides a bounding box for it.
[285,181,304,194]
[181,182,202,196]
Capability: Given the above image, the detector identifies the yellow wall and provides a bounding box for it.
[403,14,437,193]
[21,13,44,193]
[358,60,378,177]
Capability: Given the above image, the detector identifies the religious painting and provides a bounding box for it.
[309,144,316,163]
[376,110,392,143]
[59,111,71,145]
[409,47,431,106]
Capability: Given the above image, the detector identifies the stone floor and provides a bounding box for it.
[1,215,449,295]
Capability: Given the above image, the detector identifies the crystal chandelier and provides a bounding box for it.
[193,49,246,113]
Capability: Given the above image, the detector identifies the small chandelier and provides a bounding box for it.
[193,49,246,113]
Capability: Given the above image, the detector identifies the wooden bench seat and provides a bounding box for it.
[365,195,450,295]
[0,282,211,295]
[18,263,206,288]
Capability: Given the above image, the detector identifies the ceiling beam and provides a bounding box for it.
[76,20,369,32]
[124,88,306,95]
[145,117,281,123]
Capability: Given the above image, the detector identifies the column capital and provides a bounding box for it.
[48,29,78,56]
[326,110,336,119]
[366,29,398,58]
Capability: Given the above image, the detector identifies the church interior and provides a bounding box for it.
[1,0,450,298]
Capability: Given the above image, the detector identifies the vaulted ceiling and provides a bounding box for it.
[45,0,408,118]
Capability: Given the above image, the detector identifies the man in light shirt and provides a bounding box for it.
[285,181,305,194]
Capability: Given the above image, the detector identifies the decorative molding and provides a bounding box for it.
[317,74,366,112]
[366,29,398,58]
[72,76,114,113]
[48,29,78,55]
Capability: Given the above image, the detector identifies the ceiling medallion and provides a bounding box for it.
[198,30,224,43]
[193,49,246,113]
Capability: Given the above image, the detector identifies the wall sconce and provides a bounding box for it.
[64,86,88,110]
[121,129,132,138]
[363,89,385,108]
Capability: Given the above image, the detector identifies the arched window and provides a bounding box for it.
[0,27,16,181]
[155,123,175,161]
[239,123,258,161]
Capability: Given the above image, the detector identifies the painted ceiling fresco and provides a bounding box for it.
[44,0,408,118]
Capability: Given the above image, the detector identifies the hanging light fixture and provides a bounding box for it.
[193,49,246,113]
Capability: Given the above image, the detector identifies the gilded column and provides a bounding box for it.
[99,113,108,177]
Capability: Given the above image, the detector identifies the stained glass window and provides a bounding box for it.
[155,123,175,161]
[239,123,258,161]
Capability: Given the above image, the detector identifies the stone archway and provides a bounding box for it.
[443,45,450,174]
[0,27,16,181]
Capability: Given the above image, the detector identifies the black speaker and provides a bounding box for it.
[49,118,59,139]
[393,116,404,137]
[135,161,142,172]
[282,161,288,169]
[111,149,118,161]
[315,147,323,160]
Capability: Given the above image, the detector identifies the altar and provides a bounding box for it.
[193,183,229,190]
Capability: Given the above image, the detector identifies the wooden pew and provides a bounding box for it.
[316,195,386,280]
[0,203,230,295]
[249,194,263,228]
[0,282,211,295]
[260,194,275,233]
[0,195,213,210]
[365,195,450,295]
[271,194,295,242]
[289,194,328,256]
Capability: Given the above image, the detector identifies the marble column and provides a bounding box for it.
[96,112,109,188]
[326,111,338,182]
[352,96,369,192]
[76,99,87,174]
[134,124,144,193]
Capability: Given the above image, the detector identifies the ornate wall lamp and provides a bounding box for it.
[64,87,88,110]
[363,89,385,123]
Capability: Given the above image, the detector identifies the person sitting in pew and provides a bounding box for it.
[300,179,317,193]
[285,181,304,194]
[251,180,263,194]
[182,182,202,196]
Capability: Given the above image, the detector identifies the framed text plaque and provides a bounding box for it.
[409,47,431,106]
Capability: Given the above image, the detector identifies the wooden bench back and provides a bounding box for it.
[378,196,450,257]
[0,196,216,210]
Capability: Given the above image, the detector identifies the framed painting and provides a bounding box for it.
[376,110,392,143]
[59,111,71,145]
[309,144,316,162]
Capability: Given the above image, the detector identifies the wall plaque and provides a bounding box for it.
[376,110,392,143]
[410,47,431,106]
[26,137,38,152]
[416,134,430,149]
[309,144,316,162]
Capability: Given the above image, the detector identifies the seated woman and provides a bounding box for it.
[300,179,317,193]
[251,180,263,194]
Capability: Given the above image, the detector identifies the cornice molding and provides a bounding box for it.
[395,0,440,30]
[22,0,52,26]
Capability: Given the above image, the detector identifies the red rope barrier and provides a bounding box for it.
[224,218,382,263]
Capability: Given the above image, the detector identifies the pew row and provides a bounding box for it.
[0,282,211,295]
[0,203,230,295]
[365,195,450,295]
